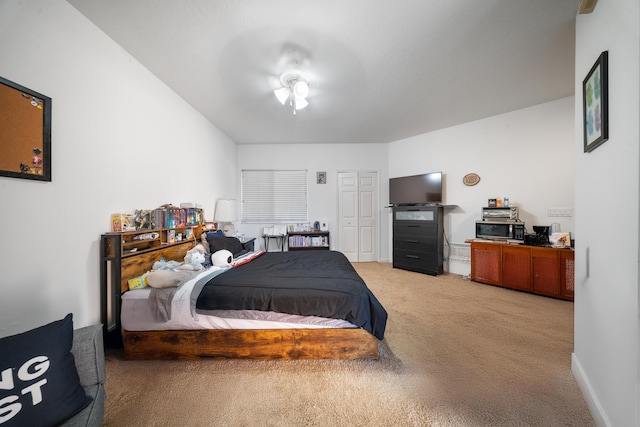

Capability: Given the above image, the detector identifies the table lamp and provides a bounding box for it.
[214,199,237,237]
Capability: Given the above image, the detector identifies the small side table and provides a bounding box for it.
[262,234,286,251]
[240,237,256,252]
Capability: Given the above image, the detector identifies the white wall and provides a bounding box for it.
[0,0,236,337]
[388,97,575,274]
[236,98,575,276]
[572,1,639,426]
[236,143,389,259]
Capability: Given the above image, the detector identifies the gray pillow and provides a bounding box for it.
[0,314,92,427]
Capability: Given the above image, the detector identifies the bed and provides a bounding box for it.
[112,236,387,361]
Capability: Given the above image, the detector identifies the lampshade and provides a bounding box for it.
[294,97,308,110]
[274,87,290,105]
[214,199,237,236]
[214,199,237,222]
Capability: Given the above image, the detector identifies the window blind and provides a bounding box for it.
[241,169,308,223]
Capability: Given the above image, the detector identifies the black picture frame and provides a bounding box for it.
[0,76,52,181]
[583,51,608,153]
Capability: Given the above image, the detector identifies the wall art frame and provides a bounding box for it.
[317,171,327,184]
[463,173,480,186]
[0,76,52,181]
[582,51,608,153]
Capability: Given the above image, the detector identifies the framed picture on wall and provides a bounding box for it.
[583,51,608,153]
[317,171,327,184]
[0,76,52,181]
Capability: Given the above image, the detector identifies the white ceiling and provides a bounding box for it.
[67,0,578,144]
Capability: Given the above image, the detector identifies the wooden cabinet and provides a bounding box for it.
[392,205,444,276]
[287,230,330,250]
[531,247,560,297]
[470,241,574,301]
[470,241,501,285]
[559,250,575,300]
[502,245,531,292]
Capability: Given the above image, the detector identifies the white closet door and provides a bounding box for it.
[338,171,378,262]
[358,172,377,262]
[338,172,358,262]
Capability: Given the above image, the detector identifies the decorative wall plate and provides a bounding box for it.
[463,173,480,186]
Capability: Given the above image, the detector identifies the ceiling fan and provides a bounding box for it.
[273,49,311,115]
[274,70,310,114]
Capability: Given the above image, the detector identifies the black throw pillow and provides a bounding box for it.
[0,313,92,427]
[206,235,245,257]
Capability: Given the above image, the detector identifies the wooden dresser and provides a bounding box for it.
[470,240,574,301]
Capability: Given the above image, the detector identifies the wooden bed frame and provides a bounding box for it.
[103,236,380,360]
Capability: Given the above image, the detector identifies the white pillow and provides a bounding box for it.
[211,249,233,268]
[146,270,194,288]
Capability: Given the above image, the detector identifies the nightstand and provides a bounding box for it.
[240,237,256,252]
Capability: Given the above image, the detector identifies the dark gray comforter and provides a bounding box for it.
[196,251,388,339]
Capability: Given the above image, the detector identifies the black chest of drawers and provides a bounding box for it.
[392,205,444,276]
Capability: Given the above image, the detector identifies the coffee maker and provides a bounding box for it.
[525,225,550,246]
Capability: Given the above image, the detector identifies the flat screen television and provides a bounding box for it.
[389,171,443,205]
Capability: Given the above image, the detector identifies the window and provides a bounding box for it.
[241,169,308,223]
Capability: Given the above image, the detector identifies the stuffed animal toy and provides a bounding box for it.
[179,244,207,271]
[211,249,233,268]
[184,244,206,264]
[190,251,205,267]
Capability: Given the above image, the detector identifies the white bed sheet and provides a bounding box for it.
[121,266,356,331]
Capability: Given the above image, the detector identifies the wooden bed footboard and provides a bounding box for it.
[122,328,380,360]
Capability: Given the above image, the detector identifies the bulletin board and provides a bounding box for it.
[0,76,51,181]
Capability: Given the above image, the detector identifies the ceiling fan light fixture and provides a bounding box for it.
[274,70,310,113]
[274,87,290,105]
[293,80,309,99]
[294,97,308,110]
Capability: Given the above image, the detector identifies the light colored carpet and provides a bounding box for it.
[103,262,595,426]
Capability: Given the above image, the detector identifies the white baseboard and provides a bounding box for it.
[447,260,470,277]
[571,352,611,427]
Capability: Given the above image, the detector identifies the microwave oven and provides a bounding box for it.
[475,221,525,241]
